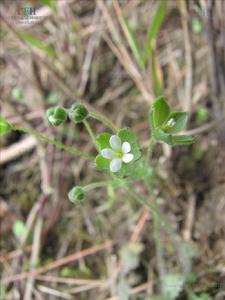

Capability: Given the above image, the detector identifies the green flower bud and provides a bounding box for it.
[68,104,88,123]
[45,106,67,126]
[68,186,85,204]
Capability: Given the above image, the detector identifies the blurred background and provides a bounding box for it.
[0,0,225,299]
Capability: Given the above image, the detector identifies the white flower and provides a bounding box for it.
[101,135,134,173]
[167,118,176,127]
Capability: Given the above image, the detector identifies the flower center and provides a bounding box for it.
[115,149,124,159]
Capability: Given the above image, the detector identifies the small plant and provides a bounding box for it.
[0,96,195,299]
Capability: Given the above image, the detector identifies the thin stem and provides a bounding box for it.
[89,111,117,133]
[84,181,111,191]
[84,176,128,192]
[144,177,165,293]
[126,184,165,292]
[147,135,156,162]
[146,136,165,290]
[152,195,165,292]
[83,119,99,151]
[13,126,94,161]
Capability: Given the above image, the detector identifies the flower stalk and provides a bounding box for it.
[145,138,166,293]
[89,111,117,133]
[13,126,94,161]
[82,119,99,151]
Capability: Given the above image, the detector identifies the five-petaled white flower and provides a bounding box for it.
[101,135,134,173]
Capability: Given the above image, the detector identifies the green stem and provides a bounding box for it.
[13,126,94,161]
[146,136,165,291]
[83,119,99,151]
[89,111,117,133]
[126,184,165,292]
[84,180,114,192]
[147,135,156,162]
[84,176,128,192]
[152,194,165,292]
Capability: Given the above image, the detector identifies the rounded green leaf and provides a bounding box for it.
[95,154,110,170]
[154,128,173,145]
[155,128,194,146]
[96,132,111,150]
[162,273,185,300]
[116,128,141,177]
[163,112,188,134]
[115,160,141,178]
[0,116,12,137]
[95,129,141,177]
[118,128,141,161]
[149,96,170,131]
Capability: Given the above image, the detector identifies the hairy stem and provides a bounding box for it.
[146,135,166,291]
[13,126,94,161]
[127,184,165,292]
[83,119,99,151]
[89,111,117,133]
[147,135,156,162]
[144,178,165,292]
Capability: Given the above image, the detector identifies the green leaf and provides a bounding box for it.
[114,128,141,177]
[154,128,173,145]
[143,0,166,65]
[95,129,142,177]
[162,273,185,300]
[40,0,57,11]
[118,128,141,161]
[0,116,12,136]
[96,132,111,150]
[116,160,141,178]
[163,112,188,134]
[123,18,144,68]
[95,154,110,170]
[154,128,194,146]
[172,135,194,145]
[149,96,170,131]
[20,32,56,58]
[119,242,144,273]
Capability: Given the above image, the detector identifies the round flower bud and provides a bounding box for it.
[68,186,85,204]
[45,106,67,126]
[68,104,88,123]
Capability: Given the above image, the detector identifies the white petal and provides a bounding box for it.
[122,153,134,163]
[122,142,131,153]
[101,148,114,159]
[109,135,121,150]
[110,158,122,172]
